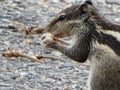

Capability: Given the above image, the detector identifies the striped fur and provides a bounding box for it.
[43,0,120,90]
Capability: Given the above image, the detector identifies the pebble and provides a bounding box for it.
[11,73,20,80]
[0,83,13,87]
[1,74,11,81]
[106,0,120,4]
[13,0,22,3]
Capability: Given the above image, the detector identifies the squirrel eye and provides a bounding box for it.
[58,15,66,21]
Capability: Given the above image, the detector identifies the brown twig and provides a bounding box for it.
[9,22,44,35]
[2,48,64,63]
[23,25,44,35]
[2,47,43,63]
[36,55,65,63]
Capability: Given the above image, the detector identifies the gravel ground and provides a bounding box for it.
[0,0,120,90]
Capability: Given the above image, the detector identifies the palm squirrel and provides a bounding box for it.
[41,0,120,90]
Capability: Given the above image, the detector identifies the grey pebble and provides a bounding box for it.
[0,83,13,87]
[13,0,22,3]
[106,0,120,4]
[1,74,11,81]
[58,64,75,70]
[11,73,20,80]
[35,65,52,70]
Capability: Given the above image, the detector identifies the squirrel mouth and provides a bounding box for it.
[44,28,70,38]
[53,33,64,38]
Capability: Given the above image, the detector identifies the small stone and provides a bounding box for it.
[12,29,19,32]
[13,0,22,3]
[35,65,52,71]
[60,0,75,3]
[2,75,11,81]
[58,64,75,70]
[11,73,20,80]
[106,0,120,4]
[0,84,13,87]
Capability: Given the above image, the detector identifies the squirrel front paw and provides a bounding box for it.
[41,33,56,47]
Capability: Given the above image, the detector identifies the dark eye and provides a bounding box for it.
[58,15,66,21]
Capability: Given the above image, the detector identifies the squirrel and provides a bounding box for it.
[41,0,120,90]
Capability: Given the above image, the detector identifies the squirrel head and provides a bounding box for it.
[44,0,96,38]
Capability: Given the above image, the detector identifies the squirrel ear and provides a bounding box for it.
[84,0,93,5]
[79,4,89,13]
